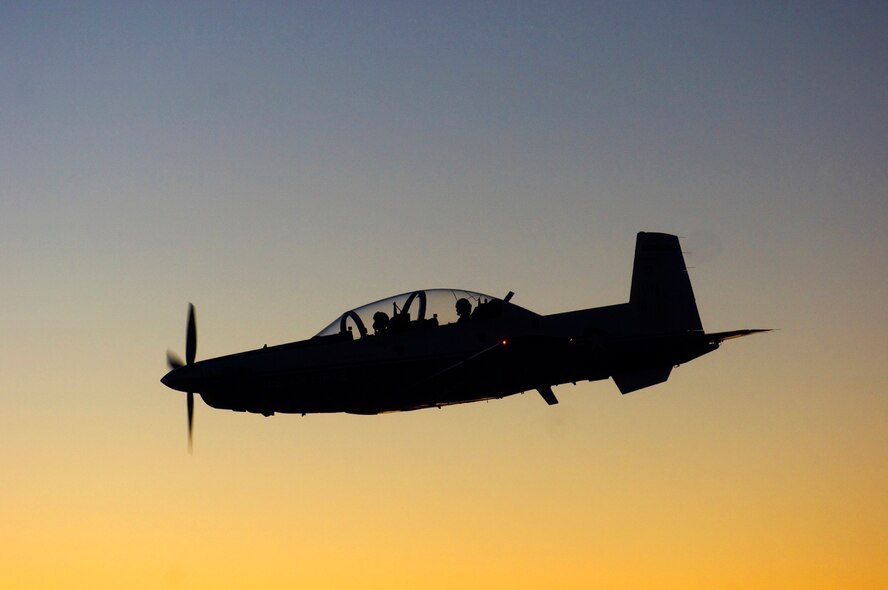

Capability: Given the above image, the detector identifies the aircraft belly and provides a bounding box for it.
[202,350,474,415]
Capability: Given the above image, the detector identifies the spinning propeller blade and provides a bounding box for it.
[166,351,184,370]
[185,304,196,452]
[186,303,197,366]
[187,390,194,453]
[166,303,198,452]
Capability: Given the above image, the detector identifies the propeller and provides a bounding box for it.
[166,303,197,452]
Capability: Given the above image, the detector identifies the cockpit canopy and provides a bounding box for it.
[315,289,520,339]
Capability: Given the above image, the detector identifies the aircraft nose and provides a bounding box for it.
[161,365,202,392]
[160,370,178,390]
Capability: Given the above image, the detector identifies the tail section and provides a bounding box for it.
[611,232,769,394]
[629,232,702,335]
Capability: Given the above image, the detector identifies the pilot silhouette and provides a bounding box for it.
[455,298,472,323]
[372,311,390,334]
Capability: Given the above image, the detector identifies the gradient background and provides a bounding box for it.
[2,2,886,588]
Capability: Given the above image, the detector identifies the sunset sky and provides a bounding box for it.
[2,2,887,588]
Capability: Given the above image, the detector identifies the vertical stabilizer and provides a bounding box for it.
[629,232,702,334]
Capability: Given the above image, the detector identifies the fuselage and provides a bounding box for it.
[161,299,718,416]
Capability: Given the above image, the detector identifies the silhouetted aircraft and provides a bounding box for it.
[162,232,767,448]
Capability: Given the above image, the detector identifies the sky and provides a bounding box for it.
[2,1,887,588]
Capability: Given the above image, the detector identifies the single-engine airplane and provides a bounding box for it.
[162,232,768,448]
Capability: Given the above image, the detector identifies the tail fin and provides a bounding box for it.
[629,232,702,334]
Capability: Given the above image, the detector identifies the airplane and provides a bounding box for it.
[162,232,768,448]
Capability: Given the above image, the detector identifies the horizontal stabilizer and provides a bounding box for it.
[706,329,772,344]
[612,365,673,394]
